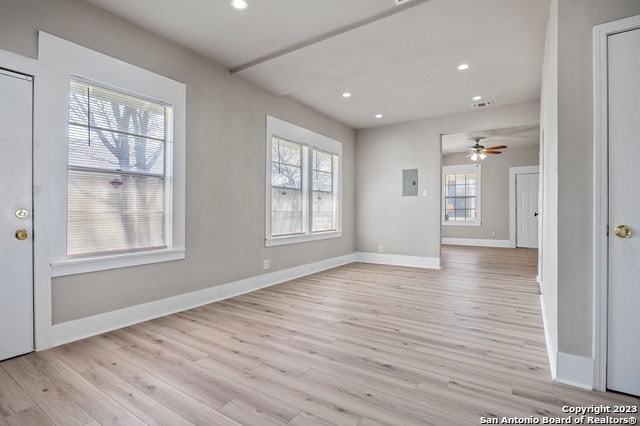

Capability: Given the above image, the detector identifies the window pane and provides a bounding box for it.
[466,172,476,184]
[455,198,466,210]
[313,150,332,172]
[455,185,466,196]
[68,125,165,174]
[313,170,332,192]
[312,191,335,232]
[88,84,165,140]
[67,170,166,257]
[274,138,302,166]
[271,187,303,236]
[271,164,302,189]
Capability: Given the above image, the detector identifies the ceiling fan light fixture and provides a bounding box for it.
[471,153,478,161]
[479,153,486,160]
[231,0,248,10]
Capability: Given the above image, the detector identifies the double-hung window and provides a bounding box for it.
[442,163,481,226]
[67,80,170,257]
[266,116,342,246]
[40,32,186,276]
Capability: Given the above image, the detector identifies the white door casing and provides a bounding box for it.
[0,68,34,361]
[516,173,539,249]
[606,27,640,397]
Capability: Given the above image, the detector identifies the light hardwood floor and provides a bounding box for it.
[1,246,638,425]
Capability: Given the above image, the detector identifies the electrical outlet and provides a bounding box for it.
[422,189,428,197]
[378,245,384,253]
[263,259,270,270]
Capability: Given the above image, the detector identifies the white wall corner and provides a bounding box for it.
[50,253,356,347]
[556,351,595,390]
[441,238,511,248]
[354,252,441,269]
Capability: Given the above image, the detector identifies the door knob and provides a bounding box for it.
[14,229,28,241]
[613,224,632,239]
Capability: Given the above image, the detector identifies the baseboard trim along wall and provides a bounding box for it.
[441,238,512,248]
[51,253,356,347]
[354,252,441,269]
[556,351,595,390]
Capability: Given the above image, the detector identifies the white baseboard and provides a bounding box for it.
[51,253,356,347]
[556,351,595,390]
[354,252,441,269]
[441,238,512,248]
[539,294,557,379]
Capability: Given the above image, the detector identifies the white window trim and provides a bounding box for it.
[265,116,342,247]
[38,32,186,276]
[442,163,482,227]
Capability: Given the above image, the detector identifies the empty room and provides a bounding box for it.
[0,0,639,424]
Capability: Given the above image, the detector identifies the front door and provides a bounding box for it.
[516,173,539,248]
[607,27,640,396]
[0,68,34,361]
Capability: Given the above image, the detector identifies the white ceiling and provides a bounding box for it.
[81,0,551,129]
[441,124,540,155]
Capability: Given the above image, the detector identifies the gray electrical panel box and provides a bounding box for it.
[402,169,418,196]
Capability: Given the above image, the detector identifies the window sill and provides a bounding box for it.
[265,231,342,247]
[442,222,482,227]
[50,248,186,277]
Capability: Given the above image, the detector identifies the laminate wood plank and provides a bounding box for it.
[113,336,302,423]
[1,356,95,425]
[218,399,288,426]
[28,351,145,426]
[80,366,191,425]
[196,356,362,426]
[0,367,34,417]
[4,406,53,426]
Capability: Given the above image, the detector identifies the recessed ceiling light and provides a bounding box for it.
[375,114,383,119]
[457,63,470,71]
[472,95,482,101]
[231,0,248,10]
[342,92,352,98]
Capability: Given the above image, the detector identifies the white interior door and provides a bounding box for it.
[516,173,539,248]
[0,68,34,361]
[607,27,640,396]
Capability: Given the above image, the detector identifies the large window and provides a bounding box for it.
[40,32,186,276]
[67,80,170,257]
[442,163,481,226]
[266,116,341,246]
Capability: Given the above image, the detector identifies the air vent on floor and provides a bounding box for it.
[393,0,412,5]
[471,100,493,108]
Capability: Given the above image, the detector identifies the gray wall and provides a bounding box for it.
[442,145,539,241]
[355,101,539,259]
[0,0,355,324]
[556,0,640,357]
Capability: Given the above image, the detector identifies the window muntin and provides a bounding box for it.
[442,164,481,226]
[67,79,171,257]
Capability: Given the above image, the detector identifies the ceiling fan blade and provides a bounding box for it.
[483,151,501,154]
[484,145,507,151]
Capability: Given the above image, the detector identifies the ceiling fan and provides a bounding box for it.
[466,137,507,161]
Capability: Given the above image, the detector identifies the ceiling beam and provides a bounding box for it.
[230,0,432,74]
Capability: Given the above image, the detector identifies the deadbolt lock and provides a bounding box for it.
[613,224,632,239]
[15,229,28,241]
